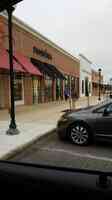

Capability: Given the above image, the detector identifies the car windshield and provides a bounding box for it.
[1,0,112,175]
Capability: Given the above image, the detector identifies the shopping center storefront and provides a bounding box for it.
[0,14,80,108]
[31,58,65,103]
[0,49,42,109]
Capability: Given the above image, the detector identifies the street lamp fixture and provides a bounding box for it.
[0,0,22,12]
[98,68,102,101]
[0,0,23,135]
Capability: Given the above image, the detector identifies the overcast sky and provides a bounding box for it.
[14,0,112,82]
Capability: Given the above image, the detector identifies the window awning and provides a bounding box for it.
[13,51,42,76]
[0,49,25,72]
[31,58,65,80]
[45,62,66,80]
[31,58,54,78]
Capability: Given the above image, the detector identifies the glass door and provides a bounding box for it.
[14,75,24,105]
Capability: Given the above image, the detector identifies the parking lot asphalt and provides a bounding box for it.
[10,131,112,171]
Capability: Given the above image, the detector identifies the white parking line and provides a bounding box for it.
[41,147,112,162]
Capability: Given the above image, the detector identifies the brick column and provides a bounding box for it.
[24,76,33,105]
[0,74,9,109]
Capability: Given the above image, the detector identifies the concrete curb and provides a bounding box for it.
[1,128,56,161]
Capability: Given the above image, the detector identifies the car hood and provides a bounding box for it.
[69,109,93,118]
[62,107,95,119]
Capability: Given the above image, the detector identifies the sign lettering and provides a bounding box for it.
[33,46,52,60]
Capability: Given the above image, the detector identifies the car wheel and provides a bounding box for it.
[69,123,90,146]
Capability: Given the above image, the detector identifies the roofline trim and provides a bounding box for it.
[79,53,92,64]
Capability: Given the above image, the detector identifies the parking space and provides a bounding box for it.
[10,131,112,171]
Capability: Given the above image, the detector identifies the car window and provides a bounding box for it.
[106,103,112,113]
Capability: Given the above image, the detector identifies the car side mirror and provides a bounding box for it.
[103,108,110,116]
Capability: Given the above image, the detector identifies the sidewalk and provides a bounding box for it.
[0,97,106,160]
[0,101,69,159]
[74,95,106,109]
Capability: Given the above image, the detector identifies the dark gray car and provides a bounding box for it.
[57,101,112,146]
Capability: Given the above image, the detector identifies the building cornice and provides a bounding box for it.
[79,53,92,64]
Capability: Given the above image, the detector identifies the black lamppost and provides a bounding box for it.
[6,6,19,135]
[0,0,23,135]
[98,68,102,101]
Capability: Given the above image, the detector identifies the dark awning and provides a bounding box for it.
[44,62,65,80]
[31,58,65,80]
[31,58,54,78]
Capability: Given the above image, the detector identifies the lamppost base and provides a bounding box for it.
[6,128,20,135]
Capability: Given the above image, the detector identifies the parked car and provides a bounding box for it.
[57,101,112,145]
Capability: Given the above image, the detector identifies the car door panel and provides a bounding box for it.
[94,103,112,137]
[95,115,112,136]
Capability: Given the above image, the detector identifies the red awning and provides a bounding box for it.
[13,51,42,76]
[0,49,25,72]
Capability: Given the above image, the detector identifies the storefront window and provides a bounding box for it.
[45,75,53,102]
[56,79,63,100]
[82,80,84,94]
[65,75,69,88]
[85,77,89,96]
[64,76,79,98]
[14,75,23,102]
[89,82,91,93]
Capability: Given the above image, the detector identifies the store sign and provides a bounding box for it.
[33,46,52,60]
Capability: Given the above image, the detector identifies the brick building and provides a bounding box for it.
[92,69,104,97]
[0,14,80,109]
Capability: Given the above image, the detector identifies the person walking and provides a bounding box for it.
[64,87,69,101]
